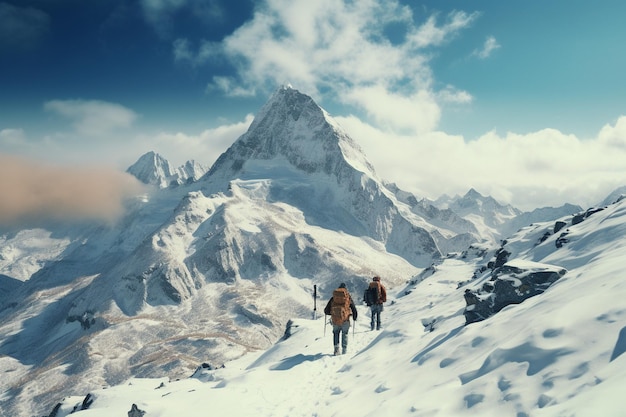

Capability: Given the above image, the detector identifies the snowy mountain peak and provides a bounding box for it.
[465,187,482,198]
[458,188,506,210]
[127,151,172,186]
[127,151,208,188]
[208,86,375,181]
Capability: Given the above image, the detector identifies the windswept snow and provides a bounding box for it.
[42,199,626,417]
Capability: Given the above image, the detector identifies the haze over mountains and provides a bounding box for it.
[0,86,622,416]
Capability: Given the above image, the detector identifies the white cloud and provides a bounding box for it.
[343,85,441,133]
[173,38,221,66]
[407,11,480,49]
[217,0,478,135]
[336,115,626,211]
[472,35,500,59]
[0,110,251,171]
[208,76,256,97]
[598,116,626,150]
[44,99,138,136]
[135,113,254,167]
[437,85,473,104]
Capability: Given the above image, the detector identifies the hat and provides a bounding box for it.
[373,276,380,282]
[339,283,346,288]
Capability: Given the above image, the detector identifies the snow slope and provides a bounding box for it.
[42,198,626,417]
[1,86,621,416]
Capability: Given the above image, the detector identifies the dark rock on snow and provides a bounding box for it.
[463,262,567,325]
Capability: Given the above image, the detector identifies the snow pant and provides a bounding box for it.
[370,303,383,330]
[332,320,351,354]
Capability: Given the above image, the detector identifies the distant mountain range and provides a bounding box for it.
[0,86,619,416]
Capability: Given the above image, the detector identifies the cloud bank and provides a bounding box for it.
[0,155,145,227]
[44,99,138,136]
[3,0,623,216]
[135,114,255,167]
[337,115,626,211]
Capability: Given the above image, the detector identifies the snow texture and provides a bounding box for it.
[34,197,626,417]
[0,86,624,416]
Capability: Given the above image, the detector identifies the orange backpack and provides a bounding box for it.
[330,288,351,325]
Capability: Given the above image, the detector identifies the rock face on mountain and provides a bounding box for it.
[0,86,470,416]
[200,86,453,268]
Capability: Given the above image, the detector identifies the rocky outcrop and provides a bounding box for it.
[464,261,567,325]
[128,403,146,417]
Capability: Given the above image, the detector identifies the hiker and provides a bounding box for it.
[324,283,358,355]
[365,276,387,331]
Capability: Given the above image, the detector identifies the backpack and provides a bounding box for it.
[330,288,351,325]
[365,282,380,306]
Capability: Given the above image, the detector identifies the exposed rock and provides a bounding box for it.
[556,232,569,248]
[66,311,96,330]
[464,261,567,325]
[554,220,567,234]
[128,403,146,417]
[47,403,61,417]
[72,393,94,412]
[487,247,510,270]
[572,207,604,225]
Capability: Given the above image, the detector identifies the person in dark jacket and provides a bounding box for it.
[324,283,358,355]
[368,276,387,331]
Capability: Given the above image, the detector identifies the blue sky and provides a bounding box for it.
[1,0,626,213]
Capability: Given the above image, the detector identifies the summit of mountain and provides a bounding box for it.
[205,85,375,183]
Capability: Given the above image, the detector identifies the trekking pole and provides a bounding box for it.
[313,284,317,320]
[324,315,327,336]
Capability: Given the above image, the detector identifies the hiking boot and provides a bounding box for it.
[342,348,347,355]
[334,345,340,356]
